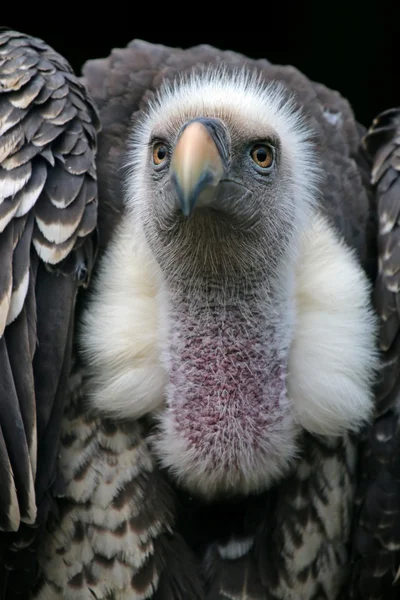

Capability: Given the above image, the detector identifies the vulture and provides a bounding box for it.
[0,28,399,600]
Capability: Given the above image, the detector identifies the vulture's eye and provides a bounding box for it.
[152,142,168,166]
[250,144,275,171]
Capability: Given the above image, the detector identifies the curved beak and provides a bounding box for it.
[170,118,228,217]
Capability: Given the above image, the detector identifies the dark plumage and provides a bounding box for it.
[350,108,400,599]
[0,31,399,600]
[0,29,99,597]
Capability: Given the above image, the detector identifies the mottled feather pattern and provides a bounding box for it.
[0,31,99,264]
[33,359,203,600]
[177,433,356,600]
[363,108,400,407]
[0,29,99,599]
[350,109,400,599]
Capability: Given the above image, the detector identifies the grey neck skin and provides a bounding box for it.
[153,239,300,498]
[163,270,295,422]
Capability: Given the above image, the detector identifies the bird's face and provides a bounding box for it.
[126,71,319,499]
[130,73,316,290]
[146,114,293,282]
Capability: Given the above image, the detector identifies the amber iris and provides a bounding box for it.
[153,142,168,165]
[250,144,274,169]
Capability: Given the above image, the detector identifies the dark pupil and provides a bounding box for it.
[157,146,166,160]
[256,147,268,163]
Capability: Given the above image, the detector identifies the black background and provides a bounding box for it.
[2,5,397,127]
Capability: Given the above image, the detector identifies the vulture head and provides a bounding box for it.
[130,70,317,285]
[83,68,376,500]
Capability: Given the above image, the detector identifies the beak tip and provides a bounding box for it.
[171,171,191,217]
[181,206,192,218]
[170,118,227,216]
[171,174,194,218]
[180,196,195,218]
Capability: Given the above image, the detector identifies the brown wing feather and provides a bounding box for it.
[0,29,99,598]
[366,109,400,409]
[174,433,355,600]
[350,108,400,599]
[33,359,203,600]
